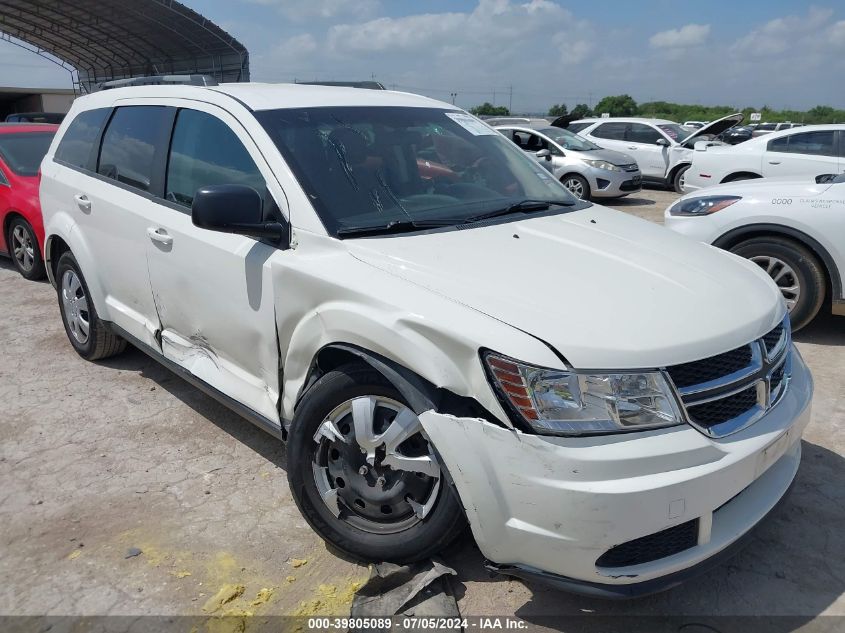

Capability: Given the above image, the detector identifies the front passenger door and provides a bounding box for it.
[144,105,286,424]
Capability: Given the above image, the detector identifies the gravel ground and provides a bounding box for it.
[1,185,842,627]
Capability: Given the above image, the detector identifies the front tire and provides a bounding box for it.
[672,164,690,194]
[56,251,127,360]
[731,236,826,331]
[7,217,46,280]
[561,174,591,200]
[287,364,466,563]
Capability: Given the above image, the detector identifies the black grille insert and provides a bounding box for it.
[667,344,753,389]
[596,519,699,568]
[770,362,785,394]
[763,323,785,357]
[688,385,758,427]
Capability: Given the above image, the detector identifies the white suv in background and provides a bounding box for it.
[570,114,743,192]
[683,125,845,193]
[40,81,811,597]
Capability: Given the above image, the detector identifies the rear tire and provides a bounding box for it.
[287,364,466,563]
[56,251,127,360]
[731,236,825,331]
[7,217,46,280]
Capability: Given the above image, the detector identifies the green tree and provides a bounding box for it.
[469,102,510,116]
[594,94,638,117]
[570,103,592,119]
[548,103,568,117]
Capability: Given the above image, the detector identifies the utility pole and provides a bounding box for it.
[508,85,513,113]
[450,92,457,105]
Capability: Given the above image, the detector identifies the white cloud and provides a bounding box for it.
[649,24,710,49]
[249,0,378,21]
[731,7,833,57]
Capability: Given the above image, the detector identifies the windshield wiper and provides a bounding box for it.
[463,199,574,224]
[336,218,458,238]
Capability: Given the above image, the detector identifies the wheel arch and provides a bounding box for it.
[713,224,842,301]
[720,171,762,184]
[296,342,501,425]
[2,210,30,254]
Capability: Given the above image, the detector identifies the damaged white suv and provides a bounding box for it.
[40,80,813,597]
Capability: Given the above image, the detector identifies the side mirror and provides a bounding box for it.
[192,184,289,246]
[815,174,836,184]
[535,149,552,161]
[656,138,670,147]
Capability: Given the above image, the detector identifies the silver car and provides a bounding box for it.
[496,125,641,200]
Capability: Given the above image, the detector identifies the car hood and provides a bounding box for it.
[682,112,744,144]
[347,206,784,369]
[681,177,838,199]
[573,148,637,166]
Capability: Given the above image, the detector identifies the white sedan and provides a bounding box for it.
[683,125,844,193]
[666,174,845,330]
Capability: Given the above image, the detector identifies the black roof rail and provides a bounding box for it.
[97,74,219,91]
[296,80,386,90]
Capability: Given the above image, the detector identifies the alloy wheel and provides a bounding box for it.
[563,177,585,199]
[11,224,35,272]
[61,270,91,345]
[751,255,800,311]
[311,396,441,533]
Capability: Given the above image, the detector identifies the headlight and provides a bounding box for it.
[669,195,741,216]
[582,159,621,172]
[483,352,684,436]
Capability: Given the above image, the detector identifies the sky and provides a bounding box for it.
[1,0,844,113]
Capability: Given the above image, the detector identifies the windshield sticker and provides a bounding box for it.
[445,112,498,136]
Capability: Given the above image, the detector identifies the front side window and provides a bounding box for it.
[257,106,578,236]
[98,106,170,192]
[0,132,56,176]
[590,123,626,140]
[783,131,837,157]
[566,122,591,134]
[166,109,265,207]
[628,123,664,145]
[54,108,110,169]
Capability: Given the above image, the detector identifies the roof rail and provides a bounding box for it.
[97,74,219,91]
[296,80,386,90]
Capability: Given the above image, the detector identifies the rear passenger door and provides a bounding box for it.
[64,105,174,347]
[143,103,286,424]
[763,130,841,180]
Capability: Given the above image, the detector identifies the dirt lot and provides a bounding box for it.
[1,187,843,628]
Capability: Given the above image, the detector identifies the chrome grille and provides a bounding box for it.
[665,316,792,438]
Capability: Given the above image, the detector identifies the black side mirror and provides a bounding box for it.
[192,184,289,246]
[815,174,836,184]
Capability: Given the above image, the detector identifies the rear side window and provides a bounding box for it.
[98,106,171,192]
[54,108,110,169]
[590,123,626,140]
[165,109,265,207]
[768,131,838,157]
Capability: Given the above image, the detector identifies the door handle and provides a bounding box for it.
[146,227,173,246]
[627,146,638,150]
[768,161,781,165]
[74,194,91,211]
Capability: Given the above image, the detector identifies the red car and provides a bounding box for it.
[0,123,59,279]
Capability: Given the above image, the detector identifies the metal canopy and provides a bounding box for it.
[0,0,249,93]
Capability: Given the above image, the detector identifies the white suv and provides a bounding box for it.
[40,82,812,597]
[570,114,743,192]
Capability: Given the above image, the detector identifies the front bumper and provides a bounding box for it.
[585,166,642,198]
[420,348,812,595]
